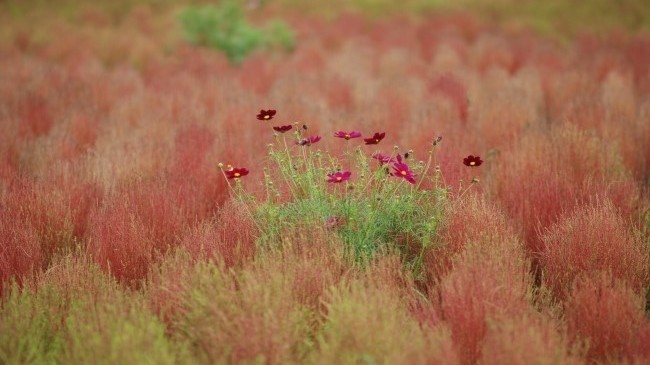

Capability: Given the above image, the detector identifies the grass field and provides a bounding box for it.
[1,1,650,364]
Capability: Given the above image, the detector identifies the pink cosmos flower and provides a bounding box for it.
[372,153,396,165]
[333,131,362,140]
[327,171,352,183]
[296,135,322,146]
[391,158,416,184]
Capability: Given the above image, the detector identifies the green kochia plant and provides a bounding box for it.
[178,2,295,64]
[219,117,479,277]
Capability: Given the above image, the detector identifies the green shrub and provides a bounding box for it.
[219,120,473,277]
[61,294,178,365]
[179,2,295,64]
[0,284,63,365]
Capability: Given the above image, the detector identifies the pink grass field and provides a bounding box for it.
[1,1,650,364]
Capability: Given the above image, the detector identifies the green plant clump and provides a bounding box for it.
[220,114,481,276]
[179,2,295,64]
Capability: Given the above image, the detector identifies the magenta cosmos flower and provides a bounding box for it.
[333,131,362,140]
[463,155,483,167]
[273,125,292,133]
[325,216,345,230]
[296,135,321,146]
[392,156,416,184]
[225,167,249,179]
[256,109,276,121]
[364,132,385,145]
[372,152,395,165]
[327,171,352,183]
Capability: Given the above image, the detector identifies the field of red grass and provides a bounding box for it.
[1,1,649,364]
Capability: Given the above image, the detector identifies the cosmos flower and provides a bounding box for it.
[273,125,292,133]
[326,171,352,183]
[225,167,249,179]
[256,109,276,121]
[296,135,321,146]
[333,131,362,140]
[364,132,385,145]
[391,160,416,184]
[372,153,395,165]
[463,155,483,167]
[325,216,345,230]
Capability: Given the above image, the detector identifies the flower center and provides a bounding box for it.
[400,170,407,176]
[263,115,270,119]
[470,161,476,166]
[234,172,241,177]
[336,176,342,181]
[345,134,350,139]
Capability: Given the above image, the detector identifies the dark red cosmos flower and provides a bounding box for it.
[364,132,385,145]
[463,155,483,167]
[392,159,416,184]
[327,171,352,183]
[296,135,321,146]
[372,153,395,165]
[333,131,362,140]
[256,109,276,121]
[273,125,292,133]
[225,167,249,179]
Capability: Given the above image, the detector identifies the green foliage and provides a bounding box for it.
[178,2,295,64]
[61,294,177,365]
[311,280,456,364]
[224,127,455,276]
[0,262,184,365]
[0,284,63,365]
[168,259,315,364]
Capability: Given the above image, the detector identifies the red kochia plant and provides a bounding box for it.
[491,124,641,254]
[18,94,54,138]
[539,200,649,300]
[0,210,42,296]
[179,200,257,268]
[422,195,516,284]
[565,274,646,364]
[439,241,532,365]
[169,124,223,219]
[480,313,581,365]
[86,198,155,286]
[429,73,468,123]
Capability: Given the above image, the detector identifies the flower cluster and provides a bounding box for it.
[220,108,484,188]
